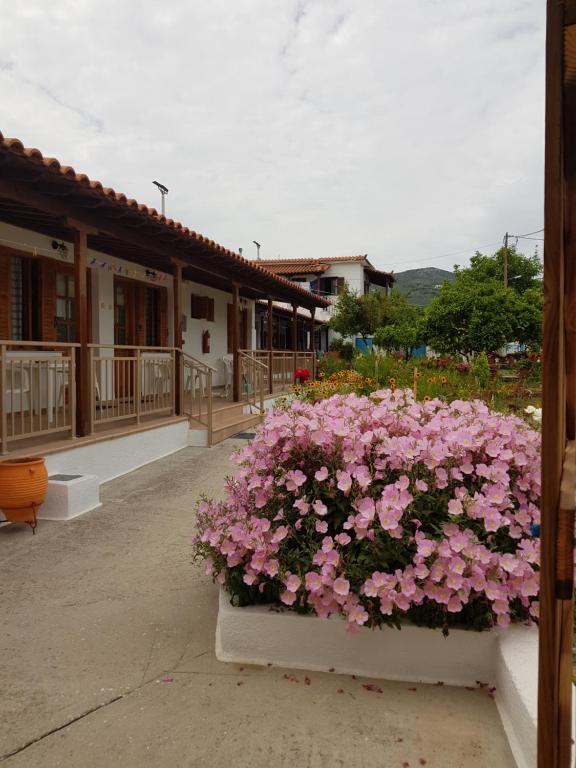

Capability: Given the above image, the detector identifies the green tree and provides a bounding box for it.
[424,279,541,357]
[330,286,396,345]
[373,304,424,360]
[454,246,542,295]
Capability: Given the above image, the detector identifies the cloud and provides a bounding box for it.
[0,0,545,272]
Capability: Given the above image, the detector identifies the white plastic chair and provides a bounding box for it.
[4,366,30,413]
[221,354,233,398]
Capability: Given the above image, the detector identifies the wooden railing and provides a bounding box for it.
[181,351,216,446]
[0,340,79,454]
[239,351,265,414]
[239,350,316,394]
[89,345,176,432]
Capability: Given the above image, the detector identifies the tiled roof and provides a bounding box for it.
[0,133,330,308]
[257,255,395,283]
[258,255,370,265]
[260,262,330,275]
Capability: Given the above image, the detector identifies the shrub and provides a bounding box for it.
[340,342,355,362]
[194,390,540,633]
[472,352,491,390]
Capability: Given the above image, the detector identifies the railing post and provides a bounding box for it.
[259,365,264,415]
[171,349,176,416]
[268,350,273,395]
[71,347,78,437]
[1,344,7,454]
[136,349,141,424]
[207,369,213,447]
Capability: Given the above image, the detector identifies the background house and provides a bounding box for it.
[256,256,394,350]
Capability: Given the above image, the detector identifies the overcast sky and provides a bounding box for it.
[0,1,545,273]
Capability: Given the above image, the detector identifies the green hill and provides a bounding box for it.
[393,267,454,306]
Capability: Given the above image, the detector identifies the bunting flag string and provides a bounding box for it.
[0,234,168,282]
[87,257,168,282]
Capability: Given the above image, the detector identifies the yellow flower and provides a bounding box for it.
[427,377,436,384]
[423,395,431,401]
[440,376,447,385]
[389,377,396,385]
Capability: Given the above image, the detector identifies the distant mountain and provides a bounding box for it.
[393,267,454,306]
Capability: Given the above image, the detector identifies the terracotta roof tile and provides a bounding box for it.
[0,131,330,308]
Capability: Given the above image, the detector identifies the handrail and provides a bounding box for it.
[0,340,80,348]
[88,343,175,352]
[238,350,268,370]
[180,350,218,373]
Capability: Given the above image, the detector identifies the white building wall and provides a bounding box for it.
[180,280,254,387]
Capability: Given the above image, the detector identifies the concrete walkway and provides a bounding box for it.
[0,442,516,768]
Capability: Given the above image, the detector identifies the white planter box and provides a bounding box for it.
[216,588,498,687]
[215,588,549,768]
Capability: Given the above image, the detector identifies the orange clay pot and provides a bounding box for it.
[0,457,48,530]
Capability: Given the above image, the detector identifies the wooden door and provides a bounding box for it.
[114,279,136,400]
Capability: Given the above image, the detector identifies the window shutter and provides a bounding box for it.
[208,298,215,322]
[227,304,233,353]
[336,277,345,294]
[135,284,147,346]
[158,286,168,346]
[0,254,10,339]
[41,259,57,342]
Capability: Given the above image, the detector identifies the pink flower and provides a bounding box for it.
[286,469,307,491]
[415,479,428,492]
[284,574,301,593]
[315,466,329,481]
[335,533,351,546]
[280,589,297,605]
[336,470,352,493]
[315,520,328,533]
[313,499,328,516]
[333,577,350,597]
[305,571,323,592]
[271,525,289,544]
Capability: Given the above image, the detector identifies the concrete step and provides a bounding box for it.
[211,413,262,445]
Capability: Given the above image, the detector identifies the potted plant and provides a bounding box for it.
[0,456,48,532]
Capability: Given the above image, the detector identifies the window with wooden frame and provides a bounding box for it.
[190,294,215,321]
[55,270,76,343]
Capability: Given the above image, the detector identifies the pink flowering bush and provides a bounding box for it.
[194,389,541,633]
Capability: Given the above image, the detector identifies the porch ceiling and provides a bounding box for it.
[0,133,329,310]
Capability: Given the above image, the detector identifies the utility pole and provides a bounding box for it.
[503,232,509,288]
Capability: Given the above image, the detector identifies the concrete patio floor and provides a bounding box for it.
[0,441,516,768]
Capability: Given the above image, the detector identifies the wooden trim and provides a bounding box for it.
[291,304,298,351]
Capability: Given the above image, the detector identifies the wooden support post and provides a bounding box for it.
[267,297,273,394]
[308,308,316,352]
[172,262,183,415]
[292,303,298,385]
[309,308,316,379]
[232,284,240,401]
[73,228,90,437]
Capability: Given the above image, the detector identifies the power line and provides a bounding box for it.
[389,228,543,271]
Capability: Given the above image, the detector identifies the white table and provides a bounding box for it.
[5,351,65,425]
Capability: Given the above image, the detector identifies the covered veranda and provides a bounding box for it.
[0,134,329,453]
